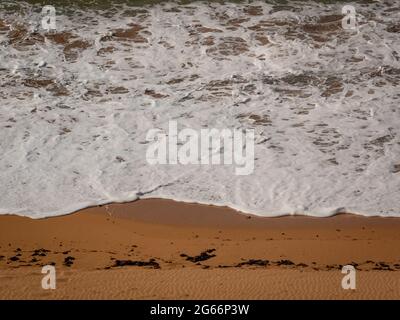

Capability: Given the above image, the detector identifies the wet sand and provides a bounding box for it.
[1,198,400,299]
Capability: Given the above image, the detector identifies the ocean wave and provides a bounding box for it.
[0,1,399,218]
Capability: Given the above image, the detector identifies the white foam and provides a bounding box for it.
[0,1,399,218]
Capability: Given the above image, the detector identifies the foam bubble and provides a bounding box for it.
[0,1,399,218]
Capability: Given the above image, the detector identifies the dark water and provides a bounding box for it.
[0,0,381,19]
[4,0,378,10]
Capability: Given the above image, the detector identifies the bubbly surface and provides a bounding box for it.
[0,1,399,218]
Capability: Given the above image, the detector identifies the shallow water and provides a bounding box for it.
[0,0,399,218]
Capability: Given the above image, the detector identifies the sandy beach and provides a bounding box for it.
[1,198,400,299]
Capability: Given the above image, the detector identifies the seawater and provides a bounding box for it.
[0,0,399,218]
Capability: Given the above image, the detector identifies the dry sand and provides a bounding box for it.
[0,199,400,299]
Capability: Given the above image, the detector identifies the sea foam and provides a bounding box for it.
[0,1,399,218]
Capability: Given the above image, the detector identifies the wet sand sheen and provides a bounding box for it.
[1,198,400,299]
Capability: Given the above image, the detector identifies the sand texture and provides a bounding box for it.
[1,199,400,299]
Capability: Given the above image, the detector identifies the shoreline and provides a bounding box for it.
[1,198,400,299]
[1,0,399,300]
[4,197,400,220]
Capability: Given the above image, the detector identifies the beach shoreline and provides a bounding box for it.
[1,198,400,299]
